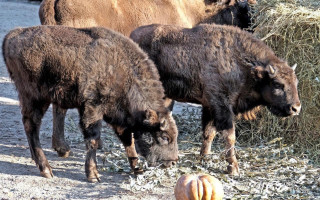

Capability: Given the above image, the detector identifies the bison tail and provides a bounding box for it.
[1,30,14,70]
[2,33,7,67]
[2,29,22,78]
[39,0,57,25]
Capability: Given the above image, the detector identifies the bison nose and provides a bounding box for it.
[162,160,177,168]
[290,102,301,115]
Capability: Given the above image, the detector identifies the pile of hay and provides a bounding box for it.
[237,0,320,163]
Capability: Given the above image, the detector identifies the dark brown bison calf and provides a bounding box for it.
[130,24,301,175]
[2,26,179,182]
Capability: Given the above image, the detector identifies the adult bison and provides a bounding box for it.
[2,26,179,182]
[39,0,256,158]
[130,24,301,175]
[39,0,256,36]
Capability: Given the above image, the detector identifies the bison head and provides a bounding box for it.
[134,109,179,168]
[253,63,301,117]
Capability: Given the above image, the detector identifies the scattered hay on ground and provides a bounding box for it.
[99,107,320,199]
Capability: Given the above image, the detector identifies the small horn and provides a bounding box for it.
[267,65,276,75]
[291,63,297,71]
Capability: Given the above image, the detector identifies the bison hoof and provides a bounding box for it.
[200,147,210,156]
[133,168,144,175]
[40,168,54,178]
[87,170,101,183]
[56,150,72,158]
[55,148,71,158]
[227,164,240,176]
[52,140,71,157]
[87,176,101,183]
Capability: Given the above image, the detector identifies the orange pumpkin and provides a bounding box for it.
[174,174,224,200]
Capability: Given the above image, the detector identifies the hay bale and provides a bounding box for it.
[237,0,320,163]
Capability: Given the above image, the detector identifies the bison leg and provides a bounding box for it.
[125,135,143,174]
[222,124,239,176]
[22,100,53,178]
[78,106,102,183]
[115,127,142,174]
[200,107,217,156]
[85,136,101,183]
[52,104,71,157]
[82,121,102,183]
[52,104,103,158]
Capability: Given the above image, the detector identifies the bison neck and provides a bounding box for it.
[232,87,262,116]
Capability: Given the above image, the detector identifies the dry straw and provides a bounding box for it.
[237,0,320,163]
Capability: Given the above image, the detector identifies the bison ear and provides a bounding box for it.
[266,65,277,78]
[143,109,159,126]
[251,66,266,80]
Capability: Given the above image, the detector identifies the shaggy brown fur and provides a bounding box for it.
[130,24,301,175]
[2,26,178,182]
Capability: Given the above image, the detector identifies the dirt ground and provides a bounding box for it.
[0,1,319,200]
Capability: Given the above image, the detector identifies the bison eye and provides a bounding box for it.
[162,136,169,141]
[273,82,284,89]
[158,135,169,145]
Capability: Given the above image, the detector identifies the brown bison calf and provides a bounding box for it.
[130,24,301,175]
[2,26,178,182]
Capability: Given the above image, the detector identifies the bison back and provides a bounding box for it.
[3,25,161,109]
